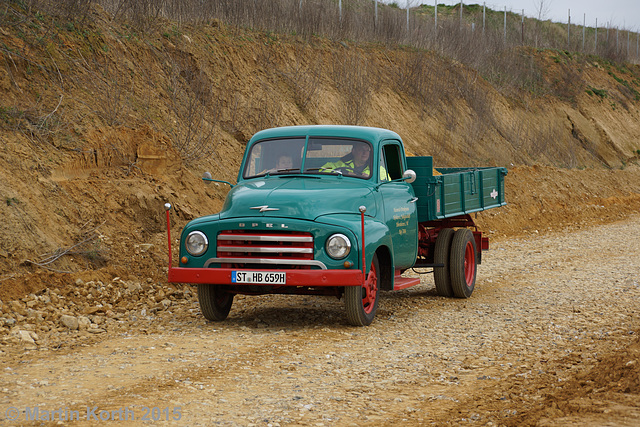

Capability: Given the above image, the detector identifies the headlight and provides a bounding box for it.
[326,233,351,259]
[185,231,208,256]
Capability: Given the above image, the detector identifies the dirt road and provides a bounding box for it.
[1,216,639,426]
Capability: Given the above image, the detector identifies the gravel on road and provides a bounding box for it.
[1,216,639,426]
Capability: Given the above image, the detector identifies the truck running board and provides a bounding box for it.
[413,263,444,269]
[394,273,421,290]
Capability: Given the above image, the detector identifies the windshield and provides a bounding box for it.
[243,138,305,179]
[304,138,372,179]
[243,137,373,180]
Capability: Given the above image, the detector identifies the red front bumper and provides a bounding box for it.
[168,267,364,287]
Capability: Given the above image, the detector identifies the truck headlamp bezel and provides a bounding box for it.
[185,231,209,256]
[325,233,351,259]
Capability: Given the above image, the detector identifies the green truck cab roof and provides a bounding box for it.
[248,125,401,143]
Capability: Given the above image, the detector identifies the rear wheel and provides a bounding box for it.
[198,284,234,321]
[449,229,477,298]
[434,228,455,297]
[345,253,380,326]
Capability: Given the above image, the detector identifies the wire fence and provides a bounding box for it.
[25,0,639,64]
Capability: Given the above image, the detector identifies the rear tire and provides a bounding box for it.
[345,253,380,326]
[450,229,477,298]
[198,284,234,321]
[434,228,455,297]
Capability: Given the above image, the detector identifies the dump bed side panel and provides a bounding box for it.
[407,157,507,222]
[406,156,437,222]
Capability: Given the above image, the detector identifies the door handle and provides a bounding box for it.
[408,197,418,203]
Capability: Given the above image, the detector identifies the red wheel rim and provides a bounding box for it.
[362,261,378,314]
[464,241,476,287]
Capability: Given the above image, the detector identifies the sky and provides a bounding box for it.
[392,1,640,31]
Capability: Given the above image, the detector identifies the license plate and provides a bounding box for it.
[232,271,286,285]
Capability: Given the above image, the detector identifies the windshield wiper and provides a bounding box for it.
[272,168,301,173]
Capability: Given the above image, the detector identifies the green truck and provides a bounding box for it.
[165,125,507,326]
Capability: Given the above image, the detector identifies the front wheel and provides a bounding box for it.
[449,229,477,298]
[345,253,380,326]
[198,284,234,321]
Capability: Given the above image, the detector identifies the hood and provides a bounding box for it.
[220,176,378,220]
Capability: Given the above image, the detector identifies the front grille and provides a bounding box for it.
[217,230,315,269]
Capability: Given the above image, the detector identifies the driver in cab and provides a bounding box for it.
[320,143,372,178]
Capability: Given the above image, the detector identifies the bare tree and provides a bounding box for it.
[534,0,552,48]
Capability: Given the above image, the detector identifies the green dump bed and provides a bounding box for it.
[406,156,508,223]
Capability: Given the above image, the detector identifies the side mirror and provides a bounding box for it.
[202,172,234,188]
[375,169,417,191]
[402,169,417,184]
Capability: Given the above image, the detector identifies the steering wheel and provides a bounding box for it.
[333,167,352,175]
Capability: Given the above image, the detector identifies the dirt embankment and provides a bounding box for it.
[477,164,640,238]
[1,4,640,293]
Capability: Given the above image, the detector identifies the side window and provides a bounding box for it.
[379,148,389,181]
[381,144,403,181]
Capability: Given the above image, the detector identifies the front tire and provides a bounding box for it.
[198,284,234,321]
[345,253,380,326]
[449,229,477,298]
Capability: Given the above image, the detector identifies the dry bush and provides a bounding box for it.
[547,58,585,103]
[216,73,282,141]
[0,96,67,146]
[332,50,374,126]
[395,51,491,127]
[85,58,131,127]
[25,221,108,272]
[429,105,457,164]
[276,47,322,115]
[217,75,245,141]
[246,79,283,135]
[394,52,456,117]
[528,119,559,162]
[27,0,92,21]
[375,5,406,44]
[98,0,164,32]
[395,52,435,116]
[163,51,220,164]
[297,0,330,38]
[480,48,546,97]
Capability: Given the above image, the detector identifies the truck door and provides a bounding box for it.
[378,141,418,269]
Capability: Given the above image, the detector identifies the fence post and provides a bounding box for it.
[339,0,342,22]
[567,9,570,50]
[521,9,524,44]
[595,18,598,53]
[627,30,630,58]
[435,1,438,36]
[483,2,485,35]
[374,0,377,28]
[460,1,463,29]
[582,13,585,52]
[503,7,506,43]
[406,3,409,36]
